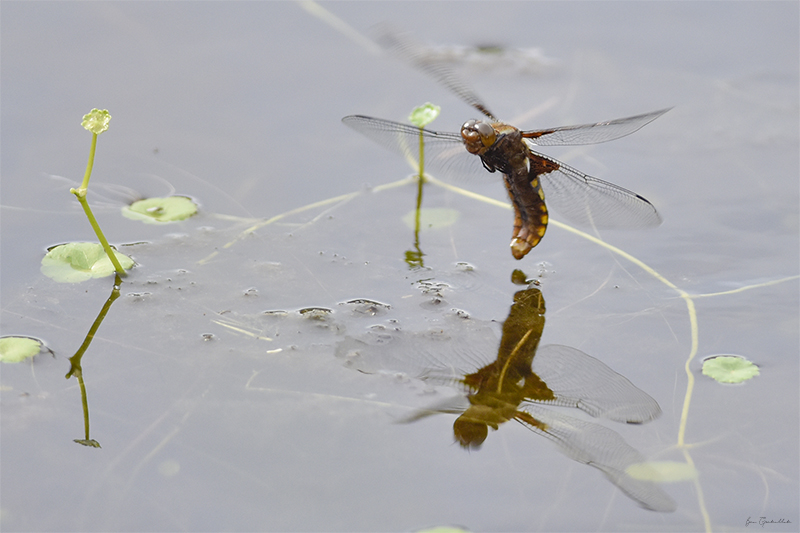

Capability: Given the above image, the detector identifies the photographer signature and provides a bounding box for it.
[746,517,792,527]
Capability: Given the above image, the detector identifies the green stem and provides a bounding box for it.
[403,128,427,269]
[417,128,426,181]
[70,132,126,276]
[79,133,97,192]
[71,191,126,276]
[66,273,121,449]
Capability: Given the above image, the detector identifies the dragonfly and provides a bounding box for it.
[342,30,669,259]
[343,108,668,259]
[335,288,676,511]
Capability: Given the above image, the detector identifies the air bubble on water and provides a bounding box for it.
[454,261,476,272]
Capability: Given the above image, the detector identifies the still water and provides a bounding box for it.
[2,2,798,531]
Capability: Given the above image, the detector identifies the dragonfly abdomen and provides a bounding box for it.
[502,151,556,259]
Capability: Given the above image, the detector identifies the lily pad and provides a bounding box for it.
[0,336,43,363]
[402,207,460,231]
[41,242,134,283]
[702,355,760,384]
[122,196,198,223]
[627,460,698,483]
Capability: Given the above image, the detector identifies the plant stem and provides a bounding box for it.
[78,133,98,192]
[417,128,426,182]
[71,192,126,275]
[70,131,126,276]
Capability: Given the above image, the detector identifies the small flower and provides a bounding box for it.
[81,109,111,135]
[409,103,441,128]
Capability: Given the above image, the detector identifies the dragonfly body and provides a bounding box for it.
[462,119,553,258]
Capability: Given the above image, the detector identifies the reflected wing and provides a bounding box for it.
[517,404,676,512]
[530,345,662,423]
[533,152,662,228]
[521,108,670,146]
[342,115,487,181]
[334,312,500,384]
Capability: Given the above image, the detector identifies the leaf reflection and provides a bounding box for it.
[336,287,675,512]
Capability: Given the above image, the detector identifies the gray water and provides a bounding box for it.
[2,2,798,531]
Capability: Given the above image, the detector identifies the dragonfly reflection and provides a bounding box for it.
[343,31,668,259]
[336,288,675,512]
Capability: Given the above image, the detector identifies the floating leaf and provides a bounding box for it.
[627,460,698,483]
[122,196,198,223]
[74,439,102,448]
[41,242,134,283]
[81,109,111,135]
[402,207,460,231]
[409,102,441,128]
[0,336,43,363]
[702,355,760,384]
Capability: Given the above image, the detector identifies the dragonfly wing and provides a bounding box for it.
[521,108,670,146]
[530,344,662,424]
[395,394,471,424]
[517,404,676,512]
[373,24,497,120]
[342,115,487,180]
[531,153,662,229]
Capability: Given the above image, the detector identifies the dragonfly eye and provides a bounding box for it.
[475,121,496,147]
[461,120,497,154]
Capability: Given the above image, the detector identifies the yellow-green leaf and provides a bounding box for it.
[41,242,134,283]
[402,207,460,231]
[122,196,198,223]
[702,355,759,384]
[0,336,43,363]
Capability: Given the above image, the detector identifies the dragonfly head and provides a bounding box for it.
[461,119,497,155]
[453,417,489,449]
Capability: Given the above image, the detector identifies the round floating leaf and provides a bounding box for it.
[402,207,460,231]
[81,109,111,135]
[627,460,698,483]
[409,102,441,128]
[122,196,198,223]
[41,242,134,283]
[0,336,43,363]
[702,355,760,384]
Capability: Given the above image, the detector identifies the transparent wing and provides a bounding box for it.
[534,152,662,228]
[342,115,488,181]
[517,404,677,512]
[373,24,497,120]
[521,108,670,146]
[342,115,663,229]
[530,345,662,423]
